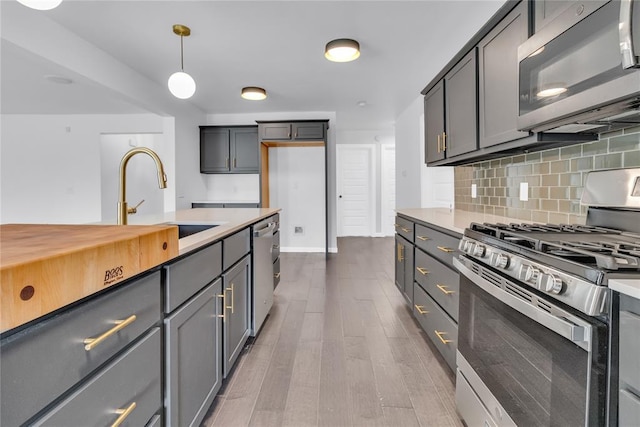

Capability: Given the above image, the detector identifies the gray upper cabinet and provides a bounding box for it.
[424,81,446,163]
[444,49,478,158]
[478,0,529,148]
[533,0,573,32]
[259,121,326,141]
[200,126,259,174]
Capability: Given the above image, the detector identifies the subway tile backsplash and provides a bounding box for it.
[454,127,640,224]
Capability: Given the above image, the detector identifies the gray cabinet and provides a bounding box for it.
[259,121,326,141]
[424,81,445,163]
[533,0,572,32]
[222,255,251,377]
[200,126,259,174]
[478,0,529,148]
[32,328,162,427]
[444,50,478,158]
[395,235,414,304]
[0,271,161,427]
[165,281,222,427]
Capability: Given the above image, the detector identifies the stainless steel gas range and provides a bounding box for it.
[454,168,640,427]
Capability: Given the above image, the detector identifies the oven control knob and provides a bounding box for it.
[541,274,563,294]
[524,265,540,283]
[473,244,486,257]
[462,240,474,253]
[493,253,510,269]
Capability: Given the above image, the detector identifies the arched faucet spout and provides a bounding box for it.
[117,147,167,225]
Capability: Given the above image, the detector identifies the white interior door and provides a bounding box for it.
[380,144,396,236]
[337,144,375,237]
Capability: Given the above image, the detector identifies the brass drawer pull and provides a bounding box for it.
[416,235,430,241]
[416,267,430,276]
[226,284,235,314]
[442,132,447,151]
[84,315,137,351]
[217,293,226,320]
[437,134,441,153]
[414,304,429,315]
[436,284,455,295]
[111,401,136,427]
[233,158,237,168]
[400,227,411,233]
[434,330,452,345]
[437,246,454,253]
[274,272,281,279]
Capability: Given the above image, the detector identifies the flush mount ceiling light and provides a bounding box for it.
[241,86,267,101]
[167,24,196,100]
[16,0,62,10]
[324,38,360,62]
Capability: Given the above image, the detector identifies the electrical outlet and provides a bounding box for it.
[294,226,304,235]
[520,182,529,201]
[471,184,477,199]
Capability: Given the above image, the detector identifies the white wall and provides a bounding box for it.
[269,147,325,252]
[207,111,338,252]
[202,175,260,203]
[1,114,169,224]
[394,95,454,209]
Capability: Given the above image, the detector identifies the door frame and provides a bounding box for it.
[380,143,396,237]
[336,144,376,237]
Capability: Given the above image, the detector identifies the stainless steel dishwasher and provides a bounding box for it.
[251,215,278,336]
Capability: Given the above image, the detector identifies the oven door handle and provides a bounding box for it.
[454,257,592,350]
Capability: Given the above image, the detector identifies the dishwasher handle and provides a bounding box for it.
[254,222,277,237]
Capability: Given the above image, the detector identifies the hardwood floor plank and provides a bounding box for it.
[281,340,322,427]
[318,339,352,427]
[382,406,421,427]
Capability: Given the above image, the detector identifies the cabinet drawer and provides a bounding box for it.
[273,257,281,289]
[620,309,640,393]
[224,228,250,271]
[414,223,460,267]
[394,216,414,242]
[0,271,161,427]
[414,248,460,322]
[165,242,222,313]
[33,328,161,427]
[619,389,640,427]
[413,283,458,371]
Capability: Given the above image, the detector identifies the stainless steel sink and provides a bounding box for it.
[162,222,226,239]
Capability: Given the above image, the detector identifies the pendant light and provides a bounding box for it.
[241,87,267,101]
[16,0,62,10]
[168,24,196,99]
[324,38,360,62]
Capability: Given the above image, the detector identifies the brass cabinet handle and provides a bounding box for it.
[437,134,441,153]
[233,158,237,168]
[394,223,400,227]
[226,284,235,314]
[434,330,453,344]
[217,293,226,320]
[84,315,137,351]
[416,267,430,276]
[442,132,447,151]
[414,304,429,315]
[274,272,281,279]
[437,246,454,253]
[400,227,411,233]
[111,402,136,427]
[436,284,455,295]
[416,235,430,241]
[397,244,405,262]
[225,158,229,169]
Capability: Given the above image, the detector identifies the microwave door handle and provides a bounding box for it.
[620,0,638,68]
[453,257,592,351]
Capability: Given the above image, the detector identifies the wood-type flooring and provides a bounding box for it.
[202,237,462,427]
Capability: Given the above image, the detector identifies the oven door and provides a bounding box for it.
[517,0,640,132]
[453,256,608,427]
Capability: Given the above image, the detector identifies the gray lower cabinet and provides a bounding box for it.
[165,281,222,427]
[395,235,414,304]
[0,271,161,427]
[223,255,251,377]
[33,328,162,426]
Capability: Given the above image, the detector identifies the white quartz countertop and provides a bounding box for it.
[115,207,280,256]
[609,279,640,300]
[396,208,543,235]
[191,200,260,204]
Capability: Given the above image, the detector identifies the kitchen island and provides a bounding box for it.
[0,207,280,427]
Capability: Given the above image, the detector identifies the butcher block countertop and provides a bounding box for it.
[1,224,178,333]
[1,207,280,334]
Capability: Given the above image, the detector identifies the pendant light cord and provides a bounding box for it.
[180,35,184,71]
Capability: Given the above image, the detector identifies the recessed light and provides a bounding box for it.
[357,101,367,107]
[44,75,73,84]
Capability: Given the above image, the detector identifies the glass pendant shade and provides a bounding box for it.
[325,39,360,62]
[16,0,62,10]
[168,71,196,99]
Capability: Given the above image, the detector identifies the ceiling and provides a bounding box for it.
[1,0,506,131]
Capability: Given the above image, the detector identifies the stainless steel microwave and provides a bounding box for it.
[517,0,640,133]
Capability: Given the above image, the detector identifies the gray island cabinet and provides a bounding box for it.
[1,209,279,427]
